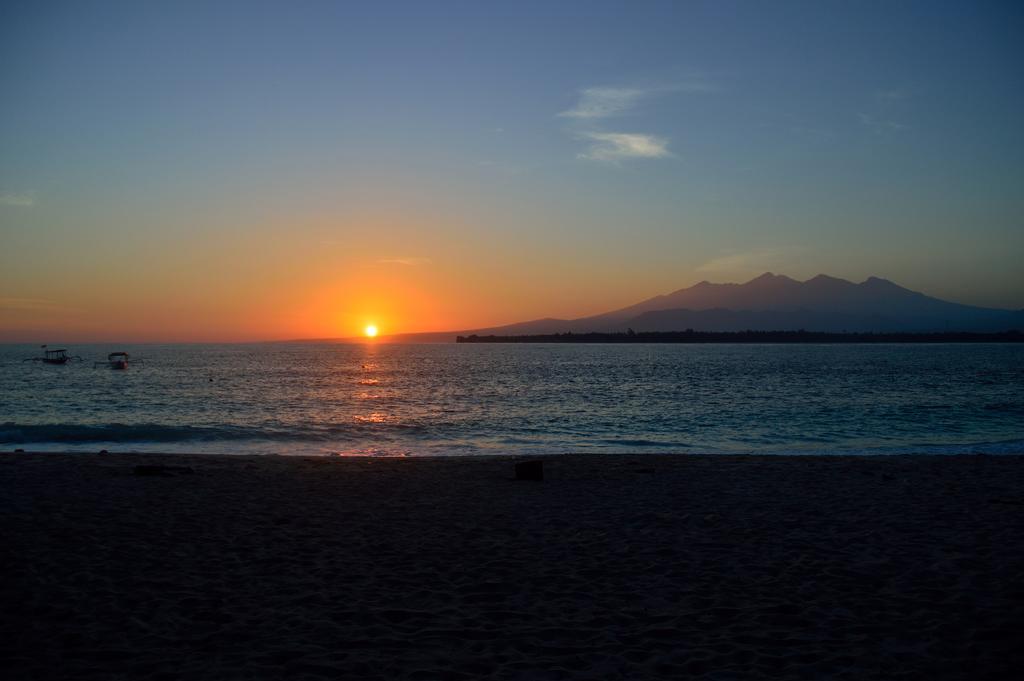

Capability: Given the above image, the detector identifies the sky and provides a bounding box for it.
[2,0,1022,341]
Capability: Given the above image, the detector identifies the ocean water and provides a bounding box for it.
[2,343,1023,456]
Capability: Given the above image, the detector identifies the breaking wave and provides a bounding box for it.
[0,422,428,445]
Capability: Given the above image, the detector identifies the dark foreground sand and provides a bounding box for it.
[2,453,1023,680]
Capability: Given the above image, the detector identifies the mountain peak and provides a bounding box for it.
[747,272,798,286]
[446,271,1021,339]
[807,273,847,283]
[861,276,899,289]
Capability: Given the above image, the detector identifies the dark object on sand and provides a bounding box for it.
[24,346,82,364]
[515,460,543,481]
[133,465,195,477]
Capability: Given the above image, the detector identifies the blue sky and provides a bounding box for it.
[1,1,1022,339]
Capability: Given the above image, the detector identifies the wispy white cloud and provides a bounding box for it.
[0,193,35,207]
[577,132,670,162]
[559,79,714,121]
[695,248,801,275]
[558,87,647,119]
[559,81,710,162]
[377,257,432,266]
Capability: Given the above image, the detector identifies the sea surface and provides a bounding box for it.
[2,343,1023,456]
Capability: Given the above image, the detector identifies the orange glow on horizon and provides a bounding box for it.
[0,206,674,342]
[364,324,379,338]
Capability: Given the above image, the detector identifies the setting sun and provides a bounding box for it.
[364,324,379,338]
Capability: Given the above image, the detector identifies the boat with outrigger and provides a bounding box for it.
[24,345,82,364]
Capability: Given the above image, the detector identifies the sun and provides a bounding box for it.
[364,324,379,338]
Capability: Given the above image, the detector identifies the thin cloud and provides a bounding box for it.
[558,87,646,119]
[377,257,432,266]
[858,112,909,132]
[559,80,710,161]
[0,297,62,311]
[695,248,801,275]
[0,193,35,207]
[558,79,714,120]
[578,132,670,162]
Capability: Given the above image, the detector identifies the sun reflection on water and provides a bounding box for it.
[354,412,388,423]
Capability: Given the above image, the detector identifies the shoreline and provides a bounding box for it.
[3,452,1023,679]
[7,439,1024,459]
[456,331,1024,344]
[9,449,1024,460]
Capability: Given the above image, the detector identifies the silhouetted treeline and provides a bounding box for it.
[456,330,1024,344]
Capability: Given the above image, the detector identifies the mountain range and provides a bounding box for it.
[386,273,1024,341]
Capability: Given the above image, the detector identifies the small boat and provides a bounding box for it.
[103,352,129,370]
[93,351,144,369]
[24,346,82,364]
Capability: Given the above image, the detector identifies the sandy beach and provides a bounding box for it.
[2,452,1022,680]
